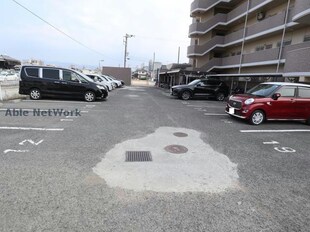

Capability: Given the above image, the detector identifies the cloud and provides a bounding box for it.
[2,0,191,68]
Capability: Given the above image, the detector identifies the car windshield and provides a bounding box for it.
[75,71,95,83]
[246,84,280,97]
[188,79,200,85]
[100,75,110,81]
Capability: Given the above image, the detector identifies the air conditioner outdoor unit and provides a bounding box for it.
[257,12,265,20]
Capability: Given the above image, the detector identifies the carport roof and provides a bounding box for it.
[0,55,21,63]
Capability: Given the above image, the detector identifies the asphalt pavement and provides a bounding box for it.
[0,86,309,232]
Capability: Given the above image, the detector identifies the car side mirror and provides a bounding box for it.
[272,93,281,100]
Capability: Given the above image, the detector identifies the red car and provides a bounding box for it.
[226,82,310,125]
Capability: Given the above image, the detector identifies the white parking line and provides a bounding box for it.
[65,116,79,118]
[204,113,227,116]
[186,105,206,107]
[81,111,89,113]
[0,127,64,131]
[23,100,102,104]
[240,129,310,133]
[60,119,73,122]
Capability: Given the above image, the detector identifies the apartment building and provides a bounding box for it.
[188,0,310,84]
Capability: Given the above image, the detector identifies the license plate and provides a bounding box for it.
[229,108,234,114]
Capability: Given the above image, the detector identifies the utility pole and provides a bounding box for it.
[177,46,180,64]
[123,33,134,68]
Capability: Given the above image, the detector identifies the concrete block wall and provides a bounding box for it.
[0,81,26,101]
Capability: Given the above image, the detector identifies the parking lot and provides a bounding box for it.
[1,86,309,231]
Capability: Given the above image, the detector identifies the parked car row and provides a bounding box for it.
[170,79,310,126]
[19,65,124,102]
[85,73,123,92]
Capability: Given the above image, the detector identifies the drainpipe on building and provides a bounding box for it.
[276,0,291,77]
[232,0,250,94]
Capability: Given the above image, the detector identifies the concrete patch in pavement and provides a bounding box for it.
[93,127,239,193]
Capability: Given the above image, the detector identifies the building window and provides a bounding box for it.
[195,39,199,45]
[196,18,200,23]
[277,40,292,47]
[265,44,272,49]
[304,35,310,42]
[255,45,265,51]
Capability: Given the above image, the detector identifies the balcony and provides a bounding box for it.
[292,0,310,24]
[187,36,224,57]
[190,0,231,15]
[226,1,247,22]
[250,0,271,10]
[201,47,280,71]
[199,58,222,71]
[224,29,244,44]
[189,14,227,37]
[246,11,286,39]
[243,47,280,64]
[189,0,278,37]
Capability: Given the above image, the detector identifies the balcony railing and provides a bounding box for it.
[189,14,227,36]
[246,11,286,38]
[292,0,310,23]
[227,1,248,22]
[199,58,222,71]
[199,47,280,71]
[191,0,231,15]
[224,29,244,44]
[189,0,279,37]
[284,46,310,73]
[188,36,224,56]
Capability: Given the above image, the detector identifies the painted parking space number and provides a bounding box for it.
[263,141,296,153]
[274,147,296,153]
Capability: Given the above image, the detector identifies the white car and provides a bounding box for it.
[101,74,117,89]
[106,74,123,87]
[0,70,19,81]
[86,74,113,91]
[103,74,122,88]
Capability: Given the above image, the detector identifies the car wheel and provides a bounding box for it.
[181,91,191,100]
[216,92,225,101]
[30,88,41,100]
[249,110,265,125]
[84,91,95,102]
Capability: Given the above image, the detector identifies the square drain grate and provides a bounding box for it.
[125,151,152,162]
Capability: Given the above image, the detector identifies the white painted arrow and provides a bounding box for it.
[4,149,29,154]
[263,141,279,145]
[19,139,44,146]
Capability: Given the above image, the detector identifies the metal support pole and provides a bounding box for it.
[276,0,291,73]
[123,34,134,68]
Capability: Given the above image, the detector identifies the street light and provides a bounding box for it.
[123,34,134,68]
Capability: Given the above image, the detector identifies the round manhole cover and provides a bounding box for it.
[164,145,188,154]
[173,132,188,137]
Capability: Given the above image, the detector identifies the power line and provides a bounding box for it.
[11,0,105,57]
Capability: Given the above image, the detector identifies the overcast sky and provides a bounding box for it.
[1,0,192,69]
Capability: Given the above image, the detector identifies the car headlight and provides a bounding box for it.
[244,98,254,105]
[96,85,105,90]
